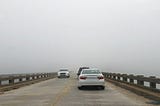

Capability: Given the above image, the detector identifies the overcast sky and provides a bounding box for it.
[0,0,160,76]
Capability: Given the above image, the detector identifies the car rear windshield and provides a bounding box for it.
[82,70,100,74]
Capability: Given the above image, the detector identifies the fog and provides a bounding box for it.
[0,0,160,76]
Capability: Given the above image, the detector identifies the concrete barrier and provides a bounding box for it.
[102,72,160,101]
[0,72,57,92]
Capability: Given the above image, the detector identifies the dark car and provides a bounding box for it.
[77,67,89,76]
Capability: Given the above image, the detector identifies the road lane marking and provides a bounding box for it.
[52,78,73,106]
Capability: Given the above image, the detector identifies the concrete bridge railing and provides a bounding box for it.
[0,72,57,92]
[102,72,160,101]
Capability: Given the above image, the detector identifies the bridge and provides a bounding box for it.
[0,72,160,106]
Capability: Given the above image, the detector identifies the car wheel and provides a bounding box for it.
[78,86,82,90]
[101,86,105,90]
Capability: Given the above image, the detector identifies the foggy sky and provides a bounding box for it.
[0,0,160,76]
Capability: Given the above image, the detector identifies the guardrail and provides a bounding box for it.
[102,72,160,101]
[0,73,57,92]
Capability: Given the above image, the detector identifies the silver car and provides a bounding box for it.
[78,69,105,90]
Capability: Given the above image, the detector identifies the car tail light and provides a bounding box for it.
[80,76,87,80]
[97,76,104,80]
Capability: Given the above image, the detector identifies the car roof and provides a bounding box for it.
[78,67,89,71]
[79,67,89,69]
[82,68,99,71]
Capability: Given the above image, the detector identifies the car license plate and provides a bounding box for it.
[87,77,96,79]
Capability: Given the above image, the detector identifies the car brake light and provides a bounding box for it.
[97,76,104,80]
[80,76,87,80]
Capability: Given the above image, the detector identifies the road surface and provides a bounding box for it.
[0,74,158,106]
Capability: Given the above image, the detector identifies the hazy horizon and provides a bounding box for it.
[0,0,160,77]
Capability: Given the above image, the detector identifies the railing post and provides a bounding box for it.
[19,78,22,82]
[150,82,156,89]
[32,76,35,80]
[137,80,144,86]
[106,74,109,78]
[129,74,134,83]
[149,76,156,89]
[117,76,121,81]
[43,74,45,78]
[137,75,144,86]
[130,79,134,83]
[113,76,116,80]
[47,73,49,77]
[45,74,47,78]
[9,78,14,85]
[111,75,113,79]
[26,77,30,81]
[42,74,45,78]
[0,80,1,86]
[37,75,40,79]
[41,74,43,78]
[117,73,121,81]
[123,77,127,82]
[122,74,127,82]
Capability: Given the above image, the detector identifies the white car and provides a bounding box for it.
[78,69,105,90]
[57,69,70,78]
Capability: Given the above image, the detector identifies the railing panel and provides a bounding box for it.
[0,72,56,87]
[103,72,160,91]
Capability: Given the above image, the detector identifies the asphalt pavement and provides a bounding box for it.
[0,73,158,106]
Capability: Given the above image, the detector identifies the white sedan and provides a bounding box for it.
[57,69,70,78]
[78,69,105,90]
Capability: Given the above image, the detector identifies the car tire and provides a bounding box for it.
[78,86,82,90]
[101,86,105,90]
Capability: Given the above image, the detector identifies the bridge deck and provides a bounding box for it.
[0,75,158,106]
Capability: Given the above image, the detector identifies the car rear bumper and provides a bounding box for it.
[78,80,105,87]
[58,74,70,77]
